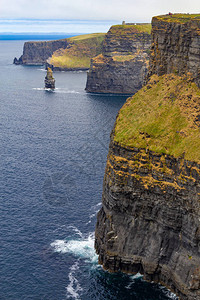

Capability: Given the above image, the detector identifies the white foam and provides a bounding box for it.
[86,202,102,225]
[67,225,83,238]
[130,273,143,280]
[55,89,80,94]
[32,87,45,90]
[32,87,80,94]
[66,261,83,299]
[50,232,98,263]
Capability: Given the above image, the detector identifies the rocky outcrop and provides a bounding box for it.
[96,133,200,300]
[45,67,55,89]
[13,39,70,65]
[86,24,151,94]
[148,14,200,87]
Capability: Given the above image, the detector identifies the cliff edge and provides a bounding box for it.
[14,33,105,70]
[13,39,70,65]
[95,14,200,300]
[149,14,200,87]
[47,33,105,71]
[85,24,151,94]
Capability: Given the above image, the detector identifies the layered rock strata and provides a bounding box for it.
[95,70,200,299]
[47,33,105,71]
[13,33,105,70]
[13,39,70,65]
[86,24,151,94]
[148,14,200,87]
[45,68,55,89]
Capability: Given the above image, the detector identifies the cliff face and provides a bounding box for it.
[47,33,105,71]
[95,70,200,299]
[96,136,200,300]
[14,39,70,65]
[85,24,151,94]
[13,33,105,69]
[149,14,200,87]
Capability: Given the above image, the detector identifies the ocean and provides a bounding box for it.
[0,38,178,300]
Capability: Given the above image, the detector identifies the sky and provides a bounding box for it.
[0,0,200,33]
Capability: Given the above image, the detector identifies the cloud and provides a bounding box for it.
[0,19,117,33]
[0,0,199,21]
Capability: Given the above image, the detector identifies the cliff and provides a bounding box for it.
[47,33,105,71]
[14,33,105,69]
[148,14,200,87]
[95,14,200,300]
[85,24,151,94]
[13,39,70,65]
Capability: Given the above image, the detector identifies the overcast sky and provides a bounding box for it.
[0,0,200,33]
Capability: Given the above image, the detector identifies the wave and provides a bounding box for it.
[67,225,83,238]
[56,89,80,94]
[66,261,82,300]
[50,232,98,263]
[32,87,80,94]
[32,87,45,90]
[37,68,46,72]
[86,202,102,225]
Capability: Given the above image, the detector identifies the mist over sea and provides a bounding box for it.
[0,38,178,300]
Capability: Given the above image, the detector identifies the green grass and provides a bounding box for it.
[154,14,200,23]
[68,33,105,42]
[50,33,105,69]
[109,24,151,35]
[114,74,200,162]
[133,24,152,34]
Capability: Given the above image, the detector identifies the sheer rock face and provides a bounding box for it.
[13,39,69,65]
[95,15,200,300]
[149,16,200,87]
[95,135,200,300]
[85,25,151,94]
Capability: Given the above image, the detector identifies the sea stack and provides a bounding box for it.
[45,67,55,89]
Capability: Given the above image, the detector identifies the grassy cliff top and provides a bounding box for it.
[49,33,105,69]
[68,33,105,42]
[108,24,151,35]
[153,14,200,24]
[114,74,200,163]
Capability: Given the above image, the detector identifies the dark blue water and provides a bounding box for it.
[0,34,76,41]
[0,40,178,300]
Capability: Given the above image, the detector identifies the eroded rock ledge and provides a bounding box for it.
[149,14,200,87]
[96,135,200,300]
[86,24,151,94]
[14,39,70,65]
[95,68,200,300]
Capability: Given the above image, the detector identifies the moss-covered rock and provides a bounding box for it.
[115,73,200,162]
[47,33,105,71]
[45,67,55,89]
